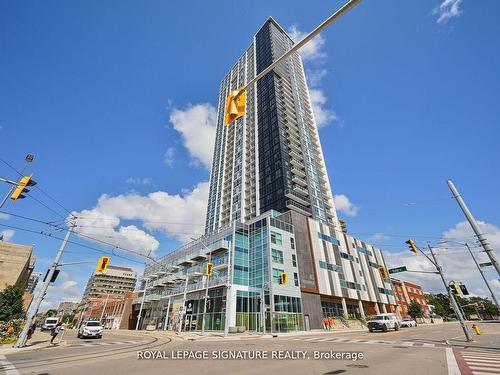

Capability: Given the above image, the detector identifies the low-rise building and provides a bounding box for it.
[390,278,430,318]
[0,241,36,291]
[134,210,397,333]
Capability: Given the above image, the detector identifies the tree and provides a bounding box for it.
[0,285,25,322]
[45,309,58,317]
[408,300,424,322]
[425,293,452,318]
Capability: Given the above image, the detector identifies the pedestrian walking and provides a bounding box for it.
[327,316,334,330]
[27,320,37,341]
[50,322,63,345]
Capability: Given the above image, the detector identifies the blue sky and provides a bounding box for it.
[1,0,499,307]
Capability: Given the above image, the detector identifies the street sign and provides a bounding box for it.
[479,262,493,268]
[42,269,60,283]
[388,266,407,274]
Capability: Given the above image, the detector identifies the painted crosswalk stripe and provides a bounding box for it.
[469,371,500,375]
[463,357,500,362]
[468,362,500,367]
[100,342,111,345]
[422,343,435,348]
[401,342,414,347]
[112,341,126,345]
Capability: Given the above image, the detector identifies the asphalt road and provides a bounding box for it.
[1,322,499,375]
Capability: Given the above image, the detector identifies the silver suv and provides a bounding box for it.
[367,313,400,332]
[78,320,103,339]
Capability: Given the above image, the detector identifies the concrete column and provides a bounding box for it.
[374,303,380,315]
[358,300,365,319]
[381,304,387,313]
[341,298,348,319]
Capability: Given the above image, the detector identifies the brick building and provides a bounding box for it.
[390,278,429,318]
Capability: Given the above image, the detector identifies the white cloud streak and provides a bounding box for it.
[169,104,217,169]
[333,194,359,217]
[0,229,15,241]
[433,0,463,24]
[73,181,209,253]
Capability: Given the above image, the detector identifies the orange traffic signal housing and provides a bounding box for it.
[224,89,246,125]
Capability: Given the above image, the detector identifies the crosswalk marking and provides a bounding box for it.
[454,348,500,375]
[277,336,441,348]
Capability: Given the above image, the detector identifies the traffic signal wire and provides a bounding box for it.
[0,210,160,264]
[0,221,147,265]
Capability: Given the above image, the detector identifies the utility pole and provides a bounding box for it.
[135,277,150,330]
[464,243,500,308]
[427,244,473,342]
[99,294,110,323]
[447,180,500,277]
[15,218,75,348]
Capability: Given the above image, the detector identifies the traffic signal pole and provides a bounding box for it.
[426,244,473,342]
[15,219,75,348]
[447,180,500,278]
[464,243,500,308]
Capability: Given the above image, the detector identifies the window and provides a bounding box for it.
[290,237,295,249]
[272,268,284,284]
[271,249,284,264]
[293,272,299,286]
[292,254,297,267]
[271,231,283,245]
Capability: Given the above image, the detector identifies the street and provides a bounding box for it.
[1,322,499,375]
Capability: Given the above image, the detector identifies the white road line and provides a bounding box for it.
[469,366,500,374]
[463,354,500,360]
[112,341,126,345]
[0,355,20,375]
[463,357,500,363]
[365,340,380,344]
[446,347,461,375]
[469,363,500,369]
[423,343,435,347]
[470,370,500,375]
[316,338,331,342]
[401,342,414,347]
[99,342,111,345]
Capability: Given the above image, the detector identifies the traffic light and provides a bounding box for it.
[279,272,288,285]
[378,266,389,280]
[10,174,37,201]
[224,88,246,125]
[459,284,469,295]
[96,256,110,273]
[205,262,213,277]
[450,282,461,295]
[405,239,418,253]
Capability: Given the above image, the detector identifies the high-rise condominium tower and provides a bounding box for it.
[205,18,338,234]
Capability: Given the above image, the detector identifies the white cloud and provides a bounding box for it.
[73,181,209,252]
[169,103,217,169]
[333,194,359,217]
[0,213,10,220]
[368,233,391,242]
[309,88,338,128]
[126,177,152,185]
[385,220,500,299]
[164,147,175,167]
[39,271,83,310]
[433,0,463,24]
[0,229,15,241]
[287,25,326,61]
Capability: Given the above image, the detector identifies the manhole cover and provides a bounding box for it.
[346,364,369,368]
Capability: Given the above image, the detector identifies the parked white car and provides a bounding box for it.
[367,313,400,332]
[41,317,58,331]
[77,320,103,339]
[401,318,417,327]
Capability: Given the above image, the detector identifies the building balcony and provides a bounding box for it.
[285,189,310,206]
[290,158,305,169]
[291,167,306,178]
[292,176,307,187]
[288,141,302,154]
[286,200,313,217]
[293,185,309,196]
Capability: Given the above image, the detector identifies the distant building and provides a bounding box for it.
[81,265,137,302]
[76,291,138,329]
[0,241,36,291]
[26,272,42,294]
[57,301,79,317]
[390,278,430,318]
